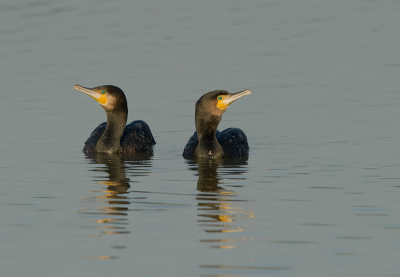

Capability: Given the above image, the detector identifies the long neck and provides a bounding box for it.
[195,112,224,159]
[96,111,127,154]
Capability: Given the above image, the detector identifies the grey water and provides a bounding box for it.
[1,0,400,276]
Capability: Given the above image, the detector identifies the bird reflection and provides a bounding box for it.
[92,153,131,195]
[81,152,153,236]
[187,157,254,249]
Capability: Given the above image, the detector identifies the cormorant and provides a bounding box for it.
[73,85,155,154]
[183,89,251,159]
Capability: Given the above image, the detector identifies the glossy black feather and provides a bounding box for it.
[183,128,249,159]
[83,120,155,154]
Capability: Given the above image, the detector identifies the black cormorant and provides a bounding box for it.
[183,89,251,159]
[74,85,155,154]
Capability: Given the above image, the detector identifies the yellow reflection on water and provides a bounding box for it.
[218,215,234,222]
[210,245,238,249]
[95,218,127,224]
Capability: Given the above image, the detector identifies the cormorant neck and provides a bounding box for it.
[96,111,127,154]
[194,113,224,159]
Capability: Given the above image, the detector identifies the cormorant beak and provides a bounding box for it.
[73,85,108,106]
[217,89,252,110]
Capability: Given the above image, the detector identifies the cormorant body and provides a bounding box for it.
[74,85,155,154]
[183,89,251,159]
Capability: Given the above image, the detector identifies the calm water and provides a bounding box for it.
[1,0,400,276]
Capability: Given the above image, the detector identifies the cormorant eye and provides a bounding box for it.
[101,90,106,94]
[217,96,223,100]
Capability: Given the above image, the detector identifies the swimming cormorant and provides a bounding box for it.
[73,85,155,154]
[183,89,251,159]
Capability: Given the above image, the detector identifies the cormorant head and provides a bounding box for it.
[195,89,252,117]
[73,85,128,114]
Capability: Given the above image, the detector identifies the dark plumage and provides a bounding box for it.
[74,85,155,154]
[183,89,251,159]
[83,120,155,154]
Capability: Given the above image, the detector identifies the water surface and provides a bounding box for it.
[1,0,400,276]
